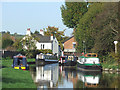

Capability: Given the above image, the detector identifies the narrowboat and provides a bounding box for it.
[59,55,78,66]
[36,53,58,66]
[77,53,102,71]
[12,54,29,70]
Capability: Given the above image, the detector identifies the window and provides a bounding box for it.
[73,44,76,48]
[41,44,42,49]
[43,44,44,49]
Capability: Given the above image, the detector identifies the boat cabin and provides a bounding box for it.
[12,54,29,70]
[84,53,98,57]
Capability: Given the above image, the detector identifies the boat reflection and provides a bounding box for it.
[30,64,101,88]
[77,71,101,88]
[59,66,101,88]
[31,63,59,88]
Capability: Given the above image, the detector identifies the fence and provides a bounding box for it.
[2,51,26,59]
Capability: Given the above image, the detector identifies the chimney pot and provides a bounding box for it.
[40,29,44,36]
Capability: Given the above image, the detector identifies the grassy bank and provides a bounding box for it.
[100,55,120,70]
[101,63,119,70]
[2,58,36,88]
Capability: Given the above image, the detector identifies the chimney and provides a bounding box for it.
[40,29,44,36]
[26,28,31,36]
[51,34,53,41]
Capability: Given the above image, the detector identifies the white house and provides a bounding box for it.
[22,28,59,56]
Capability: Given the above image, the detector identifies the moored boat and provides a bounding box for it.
[12,54,29,70]
[59,55,78,66]
[77,53,102,71]
[36,53,58,66]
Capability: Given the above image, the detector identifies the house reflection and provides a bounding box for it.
[31,63,59,88]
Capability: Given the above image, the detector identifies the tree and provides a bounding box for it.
[75,3,103,53]
[34,30,39,34]
[90,3,119,56]
[12,38,23,51]
[0,33,2,49]
[2,32,14,49]
[44,26,66,50]
[61,2,88,28]
[21,35,37,58]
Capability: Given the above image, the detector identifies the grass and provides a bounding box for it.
[27,58,35,63]
[2,58,36,88]
[101,60,119,70]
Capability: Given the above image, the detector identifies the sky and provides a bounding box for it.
[2,1,73,36]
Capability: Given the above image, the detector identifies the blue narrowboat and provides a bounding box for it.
[12,54,29,70]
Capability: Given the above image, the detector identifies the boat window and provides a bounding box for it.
[62,57,65,60]
[14,58,18,66]
[22,58,27,65]
[18,58,23,65]
[68,56,73,60]
[92,54,97,57]
[87,54,91,57]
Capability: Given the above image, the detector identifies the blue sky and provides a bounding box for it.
[2,2,73,36]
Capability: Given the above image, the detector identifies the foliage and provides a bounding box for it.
[2,39,14,49]
[12,39,23,51]
[0,32,2,49]
[90,3,119,56]
[44,26,67,50]
[2,33,14,49]
[34,30,39,34]
[21,35,37,58]
[61,2,88,28]
[75,3,103,53]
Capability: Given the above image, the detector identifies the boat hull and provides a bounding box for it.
[64,61,77,66]
[77,63,102,71]
[36,59,58,66]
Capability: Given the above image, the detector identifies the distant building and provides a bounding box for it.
[63,36,77,55]
[22,28,59,56]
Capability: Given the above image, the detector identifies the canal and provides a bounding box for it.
[29,63,120,89]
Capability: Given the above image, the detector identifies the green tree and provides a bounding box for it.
[34,30,39,34]
[22,35,37,58]
[2,39,14,49]
[75,3,103,53]
[44,26,66,50]
[12,38,23,51]
[61,2,88,28]
[90,3,119,56]
[2,33,14,49]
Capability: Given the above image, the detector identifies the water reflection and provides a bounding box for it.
[30,63,59,88]
[59,66,101,88]
[30,64,120,89]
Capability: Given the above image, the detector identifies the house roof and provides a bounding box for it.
[62,36,74,43]
[34,34,52,43]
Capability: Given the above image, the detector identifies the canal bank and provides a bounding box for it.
[2,58,36,88]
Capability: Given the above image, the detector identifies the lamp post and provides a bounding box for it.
[114,41,118,54]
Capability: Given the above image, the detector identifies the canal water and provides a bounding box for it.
[30,63,120,89]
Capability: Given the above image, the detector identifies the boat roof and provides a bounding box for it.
[80,53,98,58]
[13,53,26,58]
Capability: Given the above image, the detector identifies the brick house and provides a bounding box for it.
[63,36,77,55]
